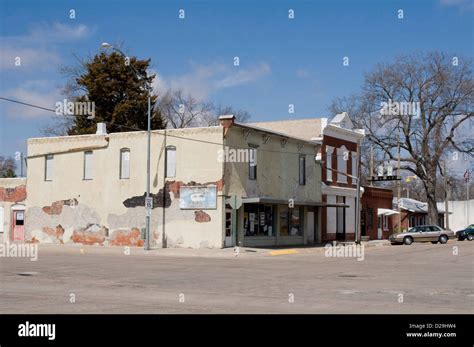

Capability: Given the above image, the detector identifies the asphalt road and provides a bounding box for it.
[0,241,473,313]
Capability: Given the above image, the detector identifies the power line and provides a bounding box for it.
[0,97,58,114]
[1,96,330,158]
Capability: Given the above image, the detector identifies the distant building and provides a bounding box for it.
[393,197,448,231]
[436,200,473,231]
[360,186,395,240]
[0,178,27,243]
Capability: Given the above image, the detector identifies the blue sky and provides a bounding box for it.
[1,0,473,164]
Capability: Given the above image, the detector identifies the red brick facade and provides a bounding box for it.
[360,186,394,240]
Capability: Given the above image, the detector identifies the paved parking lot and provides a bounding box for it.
[0,241,472,313]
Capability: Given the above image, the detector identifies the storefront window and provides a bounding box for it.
[279,206,303,237]
[280,206,289,236]
[367,208,373,230]
[244,204,274,236]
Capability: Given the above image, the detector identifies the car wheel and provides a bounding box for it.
[467,234,473,241]
[431,241,438,244]
[439,235,448,244]
[403,236,413,245]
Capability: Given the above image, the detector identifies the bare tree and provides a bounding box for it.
[158,89,214,128]
[158,89,252,128]
[0,156,17,177]
[209,104,251,125]
[331,52,473,224]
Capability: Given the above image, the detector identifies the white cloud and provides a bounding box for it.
[439,0,474,10]
[0,47,61,71]
[0,22,92,71]
[296,69,312,79]
[216,63,270,88]
[152,62,271,100]
[2,80,62,119]
[30,22,92,41]
[2,22,93,44]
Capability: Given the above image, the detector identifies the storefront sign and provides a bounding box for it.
[179,186,217,209]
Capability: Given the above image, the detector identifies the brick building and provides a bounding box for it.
[252,112,365,242]
[360,186,395,240]
[393,198,448,232]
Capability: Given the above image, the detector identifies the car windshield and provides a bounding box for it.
[468,225,474,230]
[408,227,416,233]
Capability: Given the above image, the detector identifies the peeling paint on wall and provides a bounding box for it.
[109,228,144,246]
[194,210,211,223]
[71,223,108,245]
[0,185,27,202]
[122,189,171,209]
[42,225,65,243]
[26,203,101,243]
[42,198,78,215]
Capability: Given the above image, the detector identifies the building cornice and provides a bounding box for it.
[323,124,365,143]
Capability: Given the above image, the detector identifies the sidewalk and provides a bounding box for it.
[34,239,390,259]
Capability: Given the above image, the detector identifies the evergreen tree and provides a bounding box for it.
[67,52,166,135]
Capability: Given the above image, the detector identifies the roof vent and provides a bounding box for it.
[96,122,107,135]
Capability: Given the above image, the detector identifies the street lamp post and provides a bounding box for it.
[101,43,152,250]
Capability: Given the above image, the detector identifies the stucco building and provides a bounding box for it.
[251,112,365,242]
[17,116,333,248]
[0,178,27,243]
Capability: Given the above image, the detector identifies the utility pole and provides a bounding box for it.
[354,139,362,244]
[465,170,471,225]
[101,42,152,250]
[370,145,374,187]
[20,152,24,177]
[397,130,401,232]
[145,95,151,250]
[444,161,450,230]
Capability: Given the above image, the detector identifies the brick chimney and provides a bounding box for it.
[219,115,235,136]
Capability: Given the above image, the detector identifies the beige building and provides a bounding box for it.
[251,112,365,242]
[0,177,27,243]
[20,116,330,248]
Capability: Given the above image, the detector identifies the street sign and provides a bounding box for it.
[227,195,242,210]
[369,175,401,182]
[145,197,153,210]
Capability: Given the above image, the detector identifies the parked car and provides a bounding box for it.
[456,224,474,241]
[389,225,455,245]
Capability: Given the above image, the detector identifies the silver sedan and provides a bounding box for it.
[389,225,455,245]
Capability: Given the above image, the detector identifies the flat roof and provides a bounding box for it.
[248,118,324,142]
[235,122,322,146]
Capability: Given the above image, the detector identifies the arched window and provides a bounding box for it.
[120,148,130,179]
[351,151,358,185]
[166,146,176,178]
[337,146,347,183]
[326,146,333,182]
[83,151,93,180]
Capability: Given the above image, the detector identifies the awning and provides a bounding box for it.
[242,197,349,208]
[377,208,400,216]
